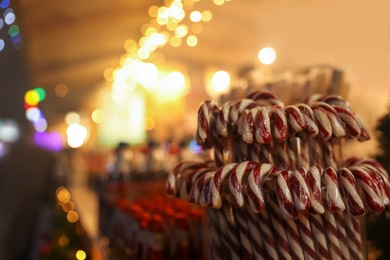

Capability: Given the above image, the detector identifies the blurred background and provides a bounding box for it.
[1,0,390,259]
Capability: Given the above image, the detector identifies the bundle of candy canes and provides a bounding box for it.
[165,92,390,260]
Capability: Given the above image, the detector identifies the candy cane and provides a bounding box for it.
[338,167,365,216]
[195,100,219,148]
[322,167,345,212]
[207,163,238,208]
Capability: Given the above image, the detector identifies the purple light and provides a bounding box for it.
[34,131,62,152]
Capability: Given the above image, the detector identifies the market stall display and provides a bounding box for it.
[166,91,389,259]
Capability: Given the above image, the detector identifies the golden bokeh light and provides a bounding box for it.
[103,68,114,82]
[59,236,69,247]
[62,200,75,213]
[258,47,276,65]
[213,0,225,6]
[170,36,182,47]
[67,210,79,223]
[190,11,202,22]
[56,187,70,203]
[54,83,68,98]
[137,48,150,60]
[65,112,80,125]
[92,109,104,124]
[76,250,87,260]
[148,5,159,17]
[175,24,188,38]
[186,35,198,47]
[201,10,213,22]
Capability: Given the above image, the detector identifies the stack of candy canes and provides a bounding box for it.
[165,92,390,260]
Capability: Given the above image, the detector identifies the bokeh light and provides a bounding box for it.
[186,35,198,47]
[33,118,47,132]
[26,107,42,122]
[67,123,88,148]
[62,200,75,212]
[91,109,104,124]
[258,47,276,65]
[67,210,79,223]
[58,236,69,247]
[24,90,40,106]
[190,11,202,22]
[8,24,18,37]
[0,119,19,142]
[56,187,71,203]
[0,39,4,51]
[201,10,212,22]
[0,18,3,30]
[0,0,10,9]
[34,87,46,101]
[55,83,68,97]
[65,112,80,125]
[76,250,87,260]
[4,8,14,24]
[207,70,231,97]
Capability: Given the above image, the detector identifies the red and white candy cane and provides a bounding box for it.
[297,213,317,260]
[216,101,233,138]
[221,201,243,260]
[322,167,345,212]
[246,163,278,213]
[272,105,289,143]
[188,170,214,204]
[349,165,385,213]
[312,101,346,138]
[285,105,307,134]
[228,161,259,208]
[266,192,294,260]
[244,202,267,260]
[275,170,298,220]
[178,167,215,201]
[247,91,284,107]
[346,157,390,206]
[166,161,206,196]
[321,209,343,260]
[333,106,361,139]
[311,102,332,141]
[207,163,238,208]
[229,99,258,134]
[307,165,325,214]
[207,208,223,260]
[291,167,310,213]
[195,100,219,148]
[297,103,319,137]
[241,107,257,143]
[309,213,330,260]
[334,211,351,260]
[343,212,364,260]
[338,167,365,216]
[254,106,272,144]
[354,112,371,141]
[233,207,256,260]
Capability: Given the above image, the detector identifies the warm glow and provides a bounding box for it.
[137,48,150,60]
[62,200,75,212]
[92,109,104,124]
[148,5,159,17]
[55,84,68,97]
[175,25,188,38]
[258,47,276,65]
[167,71,185,91]
[170,36,182,47]
[76,250,87,260]
[136,62,158,90]
[59,236,69,247]
[207,70,231,96]
[128,94,146,142]
[56,187,70,203]
[67,123,88,148]
[67,210,79,223]
[186,35,198,47]
[202,10,213,22]
[213,0,225,6]
[190,11,202,22]
[65,112,80,125]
